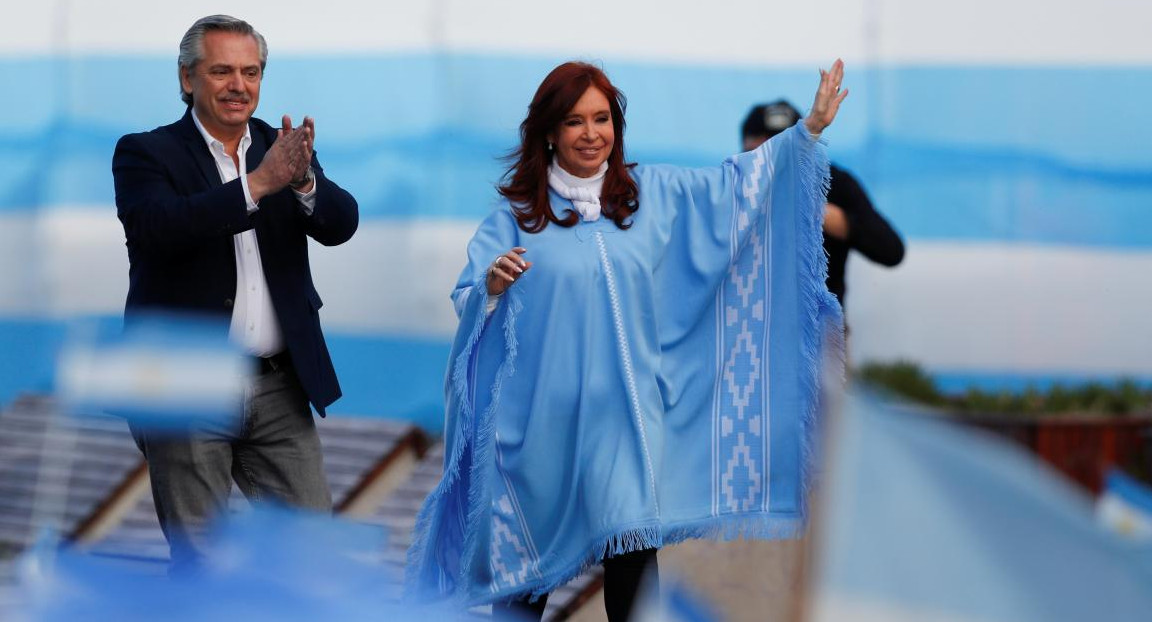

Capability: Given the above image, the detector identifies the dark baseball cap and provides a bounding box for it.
[741,100,802,139]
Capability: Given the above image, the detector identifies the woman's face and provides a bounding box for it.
[549,86,614,178]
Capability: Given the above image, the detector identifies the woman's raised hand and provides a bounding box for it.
[804,59,848,136]
[487,247,533,296]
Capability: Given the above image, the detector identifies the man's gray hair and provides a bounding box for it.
[177,15,268,106]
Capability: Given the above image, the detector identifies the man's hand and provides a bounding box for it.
[248,114,314,201]
[289,117,316,193]
[823,203,850,241]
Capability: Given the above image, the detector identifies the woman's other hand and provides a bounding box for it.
[487,247,533,296]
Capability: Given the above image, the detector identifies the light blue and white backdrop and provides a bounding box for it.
[2,1,1149,430]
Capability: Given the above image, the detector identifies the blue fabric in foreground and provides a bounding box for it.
[406,121,842,605]
[814,392,1152,622]
[17,507,444,621]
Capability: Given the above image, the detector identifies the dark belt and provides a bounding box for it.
[255,351,293,375]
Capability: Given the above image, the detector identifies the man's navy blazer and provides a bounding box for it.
[112,109,358,416]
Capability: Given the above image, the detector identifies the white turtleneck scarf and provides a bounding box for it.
[548,159,608,222]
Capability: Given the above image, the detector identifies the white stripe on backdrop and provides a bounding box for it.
[4,1,1151,64]
[6,210,1152,380]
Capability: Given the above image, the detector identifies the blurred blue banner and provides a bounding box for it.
[16,506,444,622]
[810,392,1152,622]
[632,575,722,622]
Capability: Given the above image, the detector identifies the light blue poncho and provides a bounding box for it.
[407,121,842,604]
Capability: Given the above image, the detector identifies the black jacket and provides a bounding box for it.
[824,164,904,308]
[112,109,359,415]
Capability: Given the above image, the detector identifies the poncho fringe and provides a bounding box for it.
[405,283,524,600]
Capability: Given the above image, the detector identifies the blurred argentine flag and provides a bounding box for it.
[55,314,248,426]
[809,392,1152,622]
[1097,470,1152,541]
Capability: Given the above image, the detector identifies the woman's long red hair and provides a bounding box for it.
[498,62,638,233]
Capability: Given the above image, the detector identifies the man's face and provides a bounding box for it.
[180,30,262,139]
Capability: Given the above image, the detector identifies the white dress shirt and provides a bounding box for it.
[190,112,317,357]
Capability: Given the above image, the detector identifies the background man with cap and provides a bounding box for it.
[742,100,904,313]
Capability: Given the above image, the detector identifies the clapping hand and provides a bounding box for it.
[288,116,316,192]
[249,114,315,200]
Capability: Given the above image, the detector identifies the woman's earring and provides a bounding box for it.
[547,142,553,152]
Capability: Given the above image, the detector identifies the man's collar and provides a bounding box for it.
[190,109,252,154]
